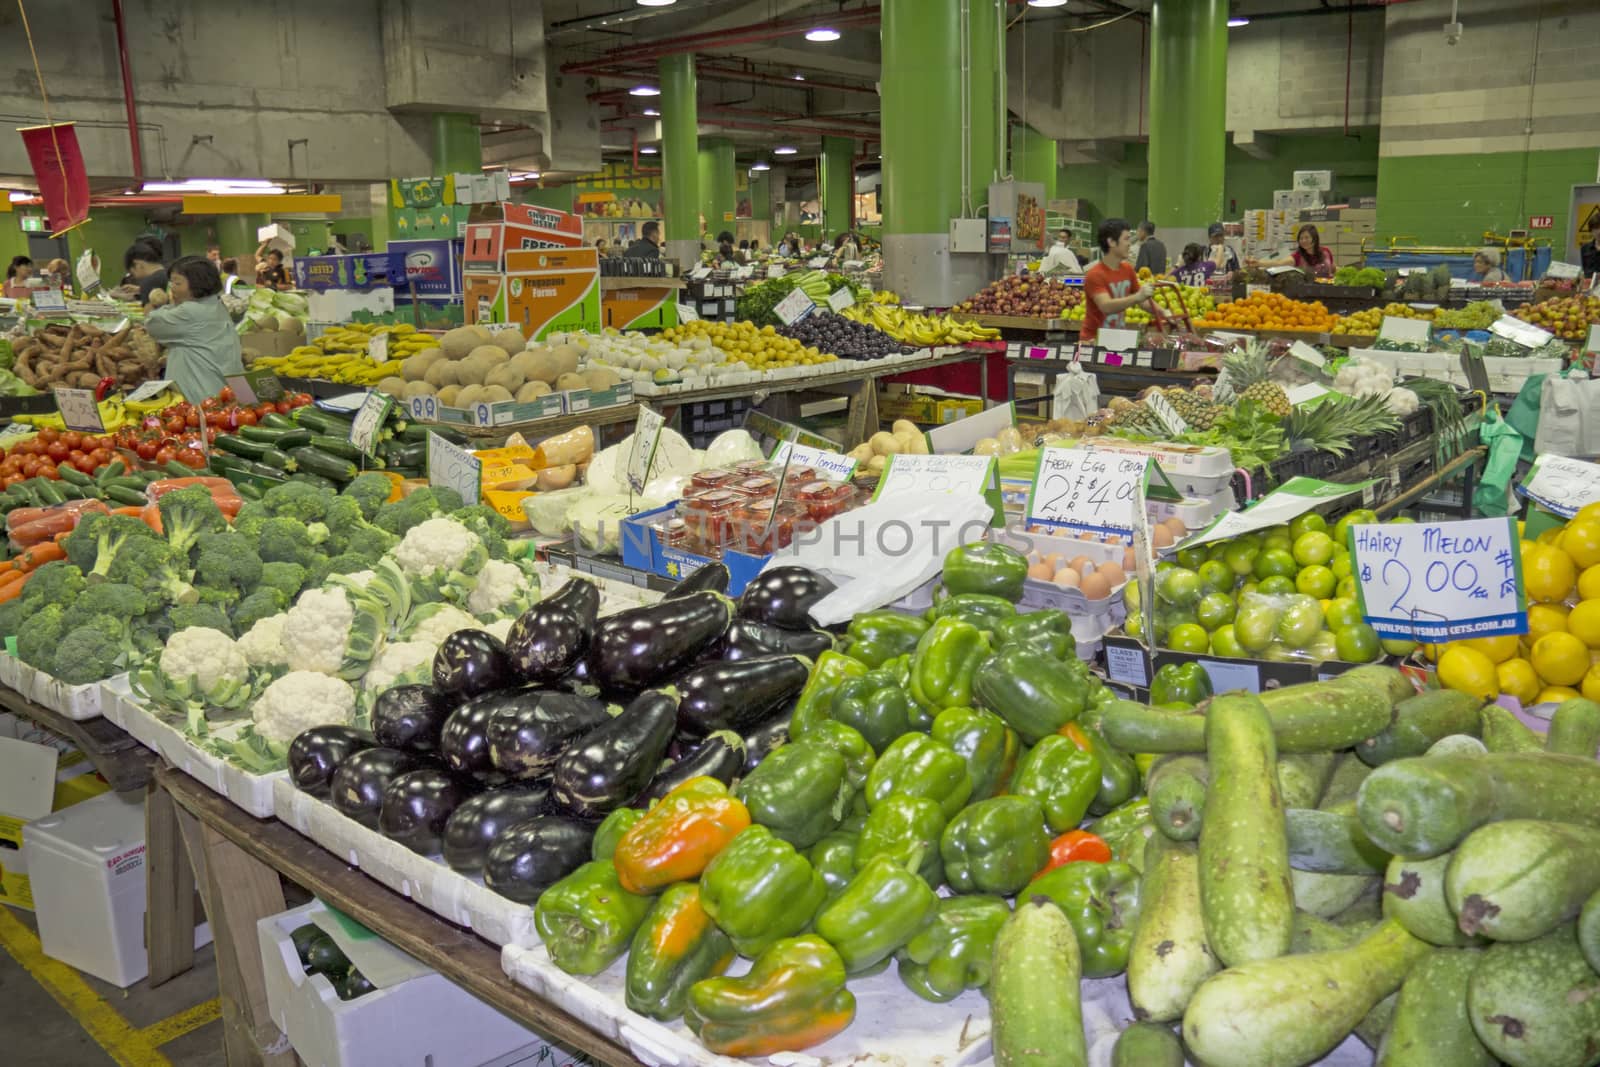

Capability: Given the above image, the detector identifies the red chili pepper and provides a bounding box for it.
[1038,830,1112,876]
[94,377,116,402]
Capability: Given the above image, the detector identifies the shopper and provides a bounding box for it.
[3,256,32,299]
[1251,224,1336,278]
[1207,222,1240,276]
[716,238,737,266]
[220,257,242,295]
[833,231,861,263]
[1082,217,1159,343]
[1173,243,1215,287]
[144,256,245,403]
[748,237,761,256]
[625,221,662,259]
[1473,249,1507,284]
[594,238,609,258]
[124,242,169,305]
[1134,221,1168,275]
[1583,228,1600,280]
[205,244,222,267]
[257,248,291,291]
[1040,228,1083,273]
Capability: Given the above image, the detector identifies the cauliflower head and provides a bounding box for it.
[251,671,357,744]
[282,586,387,681]
[362,640,438,694]
[145,627,252,711]
[405,603,481,647]
[483,617,515,643]
[393,518,487,581]
[465,558,538,620]
[237,613,290,669]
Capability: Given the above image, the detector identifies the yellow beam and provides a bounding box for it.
[181,194,341,214]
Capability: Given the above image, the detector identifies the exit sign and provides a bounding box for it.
[1529,215,1554,229]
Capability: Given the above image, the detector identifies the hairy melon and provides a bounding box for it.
[440,326,479,359]
[481,384,514,403]
[485,364,525,394]
[402,381,436,399]
[547,343,581,378]
[490,331,524,356]
[455,384,487,408]
[436,385,462,407]
[470,325,495,343]
[555,372,587,393]
[583,367,622,390]
[377,376,407,397]
[424,359,460,388]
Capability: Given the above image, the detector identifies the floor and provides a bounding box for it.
[0,904,226,1067]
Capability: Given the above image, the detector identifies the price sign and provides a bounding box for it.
[124,379,174,403]
[774,288,816,326]
[827,288,855,312]
[1177,476,1374,550]
[1350,517,1526,641]
[1288,340,1327,369]
[0,422,34,444]
[53,387,104,432]
[1145,392,1188,436]
[409,394,439,422]
[1520,454,1600,518]
[770,440,858,480]
[1546,261,1582,280]
[627,405,666,493]
[31,289,66,314]
[767,265,785,279]
[1377,317,1432,345]
[808,257,829,269]
[427,431,481,506]
[227,370,284,405]
[690,266,712,280]
[873,454,997,503]
[366,332,389,364]
[676,302,699,322]
[348,391,394,457]
[1024,447,1150,541]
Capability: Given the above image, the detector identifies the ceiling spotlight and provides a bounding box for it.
[792,73,806,81]
[1227,17,1250,26]
[1027,0,1068,7]
[750,161,771,171]
[642,107,660,116]
[805,27,841,42]
[774,146,798,155]
[640,145,659,154]
[636,0,677,6]
[629,84,660,96]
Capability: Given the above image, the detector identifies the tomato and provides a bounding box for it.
[18,458,37,477]
[237,409,258,427]
[37,427,58,442]
[218,386,236,405]
[135,440,159,460]
[88,448,113,469]
[2,474,23,489]
[275,399,292,415]
[185,411,199,428]
[61,432,82,450]
[67,450,86,466]
[44,441,68,461]
[204,429,219,445]
[155,446,175,465]
[37,464,59,480]
[175,448,206,469]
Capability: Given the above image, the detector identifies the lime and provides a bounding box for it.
[1323,597,1364,631]
[1168,623,1210,653]
[1206,541,1231,563]
[1158,568,1203,608]
[1295,564,1337,599]
[1336,575,1358,600]
[1308,632,1341,663]
[1390,516,1416,524]
[1125,612,1145,639]
[1234,603,1281,653]
[1289,513,1328,540]
[1198,560,1234,596]
[1336,623,1381,663]
[1381,637,1418,657]
[1124,580,1142,613]
[1176,546,1208,570]
[1236,532,1264,551]
[1195,592,1238,631]
[1262,532,1293,555]
[1276,599,1326,648]
[1258,575,1298,596]
[1223,542,1260,578]
[1210,625,1245,657]
[1239,580,1260,597]
[1254,548,1298,580]
[1331,552,1353,580]
[1333,508,1380,546]
[1292,531,1336,567]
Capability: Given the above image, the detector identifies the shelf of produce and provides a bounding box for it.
[644,347,990,409]
[599,276,685,291]
[959,313,1080,332]
[455,403,643,445]
[1005,357,1206,407]
[0,682,158,793]
[154,767,641,1067]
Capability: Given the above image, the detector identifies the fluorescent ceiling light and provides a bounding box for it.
[629,84,661,97]
[774,146,798,155]
[636,0,676,6]
[1027,0,1068,7]
[7,192,30,202]
[642,107,660,116]
[805,27,841,42]
[640,145,659,154]
[508,172,541,183]
[1228,17,1250,26]
[792,73,806,81]
[750,161,771,171]
[143,179,285,194]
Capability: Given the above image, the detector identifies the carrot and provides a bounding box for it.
[146,477,236,500]
[142,502,163,534]
[0,573,29,603]
[111,506,147,519]
[9,511,83,549]
[15,542,65,571]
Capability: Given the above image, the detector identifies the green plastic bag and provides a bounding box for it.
[1473,408,1524,518]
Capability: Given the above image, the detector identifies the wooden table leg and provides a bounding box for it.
[145,779,196,987]
[175,803,296,1067]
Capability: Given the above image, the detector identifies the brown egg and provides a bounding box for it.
[1028,560,1055,581]
[1044,553,1066,572]
[1097,561,1127,586]
[1052,568,1082,589]
[1164,517,1189,537]
[1069,555,1097,575]
[1080,571,1112,600]
[1078,530,1097,541]
[1122,546,1137,571]
[1152,525,1175,549]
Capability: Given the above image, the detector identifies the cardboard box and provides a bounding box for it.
[559,381,634,415]
[240,329,303,362]
[306,288,395,322]
[620,503,770,595]
[0,746,110,910]
[601,286,679,330]
[388,238,464,299]
[429,393,568,428]
[937,397,984,423]
[465,247,601,342]
[292,253,400,292]
[1294,170,1334,192]
[463,203,585,273]
[878,388,942,425]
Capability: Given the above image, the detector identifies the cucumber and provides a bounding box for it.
[1427,734,1487,757]
[1382,850,1483,947]
[1278,752,1337,809]
[1446,819,1600,941]
[286,447,357,483]
[307,434,364,462]
[56,464,93,487]
[33,479,64,505]
[1148,755,1208,842]
[1358,689,1484,766]
[93,459,126,484]
[1252,671,1395,751]
[1199,693,1293,967]
[1377,947,1495,1067]
[1110,1023,1183,1067]
[1356,751,1600,858]
[258,411,297,430]
[1127,835,1219,1022]
[239,423,313,449]
[1286,804,1391,874]
[1181,919,1430,1067]
[990,899,1086,1067]
[1468,925,1600,1067]
[1547,697,1600,758]
[381,440,426,468]
[1097,701,1204,753]
[104,486,148,506]
[293,407,355,436]
[1479,704,1544,753]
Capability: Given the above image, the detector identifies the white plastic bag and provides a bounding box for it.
[1052,364,1101,422]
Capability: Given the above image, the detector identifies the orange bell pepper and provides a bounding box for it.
[613,777,751,895]
[1038,829,1113,877]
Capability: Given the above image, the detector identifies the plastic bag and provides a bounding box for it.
[1473,408,1524,518]
[1535,374,1600,458]
[1052,364,1100,423]
[75,249,101,295]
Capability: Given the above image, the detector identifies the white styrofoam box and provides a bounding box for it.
[1147,494,1225,530]
[26,790,211,987]
[1077,440,1237,498]
[0,651,20,689]
[1353,348,1562,394]
[259,901,553,1067]
[271,778,537,949]
[6,660,114,721]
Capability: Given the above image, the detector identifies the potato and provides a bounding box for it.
[867,454,889,474]
[485,364,525,393]
[996,427,1024,452]
[893,431,920,454]
[869,431,902,456]
[847,443,875,464]
[424,359,460,388]
[481,384,514,403]
[377,376,407,397]
[402,381,435,399]
[491,331,524,356]
[892,419,921,438]
[535,464,578,492]
[441,326,479,359]
[583,367,622,391]
[516,380,552,402]
[555,372,587,393]
[973,437,1002,456]
[436,385,462,407]
[402,347,445,381]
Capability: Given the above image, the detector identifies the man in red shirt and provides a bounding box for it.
[1082,217,1157,342]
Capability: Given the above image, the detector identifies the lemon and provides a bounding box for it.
[1497,657,1542,704]
[1524,546,1577,604]
[1529,603,1572,645]
[1538,686,1582,705]
[1437,645,1499,701]
[1569,600,1600,649]
[1583,664,1600,702]
[1561,520,1600,569]
[1533,631,1590,687]
[1577,502,1600,526]
[1580,566,1600,602]
[1462,635,1519,664]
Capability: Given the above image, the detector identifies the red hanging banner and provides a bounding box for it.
[18,122,90,235]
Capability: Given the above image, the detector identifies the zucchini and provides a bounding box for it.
[34,480,64,505]
[1479,704,1544,753]
[1111,1023,1183,1067]
[236,480,264,501]
[287,447,357,483]
[1378,947,1496,1067]
[1446,819,1600,941]
[164,460,199,478]
[307,434,364,462]
[294,407,355,436]
[398,421,465,444]
[1286,803,1390,874]
[1467,925,1600,1067]
[1127,835,1218,1022]
[213,435,284,462]
[1546,697,1600,758]
[990,899,1086,1067]
[1383,850,1484,947]
[239,423,313,449]
[381,440,427,467]
[104,486,148,507]
[1148,755,1208,842]
[1358,689,1484,766]
[258,411,297,431]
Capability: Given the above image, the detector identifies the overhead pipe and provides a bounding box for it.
[563,8,884,73]
[700,105,879,137]
[694,116,883,143]
[110,0,144,180]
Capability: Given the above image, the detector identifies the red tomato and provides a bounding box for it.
[2,474,23,488]
[175,448,206,469]
[61,432,82,450]
[87,448,113,469]
[37,464,59,480]
[135,440,159,460]
[185,411,199,428]
[67,450,86,465]
[19,459,38,477]
[44,441,68,462]
[237,409,258,427]
[218,387,236,405]
[37,427,58,443]
[155,446,175,464]
[275,399,292,415]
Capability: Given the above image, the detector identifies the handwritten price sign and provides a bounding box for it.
[1350,517,1525,641]
[1519,453,1600,519]
[427,432,482,507]
[1025,447,1151,541]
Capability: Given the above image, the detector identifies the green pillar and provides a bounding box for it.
[698,138,735,235]
[819,136,854,238]
[431,112,482,175]
[216,213,270,261]
[1148,0,1226,232]
[659,55,699,258]
[1012,125,1057,202]
[748,170,771,229]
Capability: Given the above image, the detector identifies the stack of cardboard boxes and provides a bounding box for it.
[1242,209,1297,261]
[1299,197,1377,267]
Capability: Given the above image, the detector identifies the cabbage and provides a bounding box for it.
[272,291,309,316]
[570,495,636,553]
[705,429,763,467]
[521,486,592,538]
[641,475,691,508]
[586,444,625,496]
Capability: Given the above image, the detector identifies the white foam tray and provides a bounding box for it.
[0,656,116,721]
[271,777,537,949]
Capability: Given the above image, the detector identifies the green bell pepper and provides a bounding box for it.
[896,894,1011,1003]
[930,705,1019,801]
[592,807,644,860]
[735,740,851,849]
[789,650,868,738]
[808,829,860,900]
[625,883,734,1021]
[1026,859,1142,977]
[865,733,972,820]
[700,826,826,958]
[971,644,1088,744]
[829,670,915,754]
[1150,661,1214,706]
[684,936,855,1057]
[909,617,992,715]
[533,860,654,975]
[843,611,929,669]
[928,592,1017,633]
[855,794,946,888]
[1089,798,1157,873]
[800,719,876,797]
[814,853,939,974]
[1010,733,1101,833]
[942,541,1029,601]
[940,795,1050,895]
[995,609,1077,660]
[1064,721,1139,816]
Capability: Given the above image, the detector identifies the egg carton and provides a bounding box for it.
[997,527,1131,618]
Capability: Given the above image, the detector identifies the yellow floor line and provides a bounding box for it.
[138,997,221,1047]
[0,906,173,1067]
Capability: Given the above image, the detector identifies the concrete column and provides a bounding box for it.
[698,137,736,236]
[1148,0,1226,250]
[431,112,482,175]
[1012,124,1057,202]
[659,55,699,264]
[881,0,1004,304]
[819,136,855,238]
[748,170,771,230]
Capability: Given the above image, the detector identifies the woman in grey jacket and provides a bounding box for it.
[144,257,245,403]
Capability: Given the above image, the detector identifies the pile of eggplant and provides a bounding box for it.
[286,563,836,904]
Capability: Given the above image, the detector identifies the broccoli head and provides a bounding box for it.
[106,537,199,607]
[257,517,324,569]
[62,582,148,633]
[231,587,288,634]
[340,523,397,566]
[310,552,376,587]
[257,561,308,600]
[373,490,442,537]
[52,626,126,685]
[18,560,87,611]
[168,601,234,637]
[453,505,511,560]
[262,480,334,524]
[432,487,464,512]
[157,486,228,559]
[62,512,158,580]
[194,531,263,597]
[342,472,394,521]
[0,597,28,639]
[231,500,271,540]
[16,602,66,669]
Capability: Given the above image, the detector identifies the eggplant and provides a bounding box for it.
[432,630,512,697]
[442,786,552,871]
[371,685,455,753]
[666,561,730,598]
[705,619,835,662]
[504,603,587,684]
[589,592,734,691]
[673,655,811,738]
[742,713,790,773]
[288,726,375,795]
[439,690,524,786]
[773,627,836,660]
[737,566,835,630]
[330,748,427,827]
[485,689,614,780]
[552,689,678,820]
[638,731,746,804]
[544,577,601,635]
[482,815,596,903]
[378,768,474,854]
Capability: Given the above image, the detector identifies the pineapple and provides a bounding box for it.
[1223,341,1292,418]
[1163,387,1220,430]
[1282,393,1400,456]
